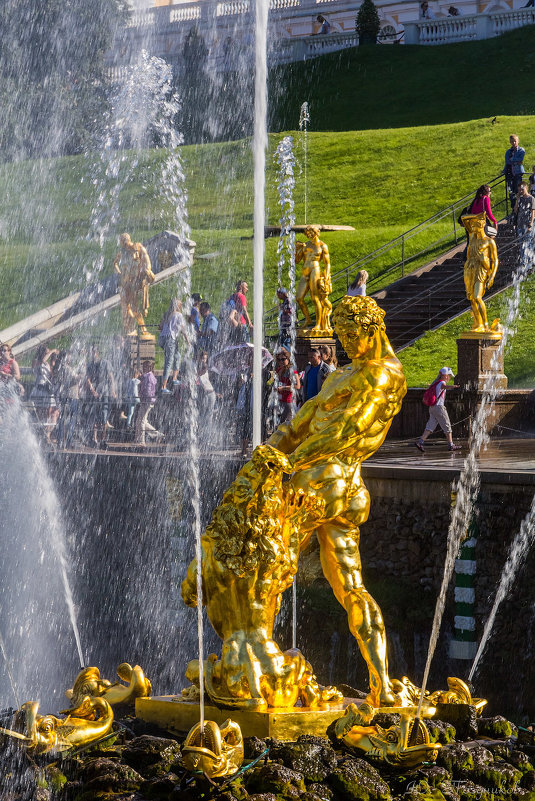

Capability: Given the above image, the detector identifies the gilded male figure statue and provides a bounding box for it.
[295,225,333,335]
[113,233,155,339]
[461,212,499,333]
[183,295,407,709]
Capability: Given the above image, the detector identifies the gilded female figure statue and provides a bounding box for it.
[461,212,500,333]
[113,233,155,339]
[295,225,333,335]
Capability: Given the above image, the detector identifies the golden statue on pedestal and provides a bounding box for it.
[113,232,155,339]
[295,225,333,335]
[182,296,407,710]
[461,212,500,335]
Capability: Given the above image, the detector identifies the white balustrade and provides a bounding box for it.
[126,9,156,27]
[305,30,358,53]
[170,6,201,23]
[491,7,535,35]
[216,0,250,16]
[270,0,301,9]
[417,14,477,44]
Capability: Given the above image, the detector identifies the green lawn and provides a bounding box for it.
[271,26,535,132]
[0,113,533,379]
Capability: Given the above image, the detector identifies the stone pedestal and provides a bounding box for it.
[456,333,507,391]
[294,335,336,372]
[128,336,156,373]
[136,696,355,741]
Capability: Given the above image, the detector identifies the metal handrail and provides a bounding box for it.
[264,174,509,332]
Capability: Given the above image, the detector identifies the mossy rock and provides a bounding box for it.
[244,736,269,759]
[425,720,457,745]
[400,779,449,800]
[433,706,477,742]
[269,735,337,782]
[436,780,461,801]
[306,781,334,800]
[477,716,517,739]
[436,744,474,776]
[45,766,68,791]
[463,762,522,793]
[141,771,180,798]
[246,763,306,798]
[509,750,535,775]
[467,746,493,767]
[75,757,144,794]
[417,766,451,787]
[523,771,535,791]
[328,756,392,801]
[514,790,535,800]
[122,735,181,778]
[449,780,491,801]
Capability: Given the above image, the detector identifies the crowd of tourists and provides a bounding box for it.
[0,279,344,451]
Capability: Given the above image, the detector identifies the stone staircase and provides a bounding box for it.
[372,218,521,352]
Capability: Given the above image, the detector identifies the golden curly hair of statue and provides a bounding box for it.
[332,295,386,332]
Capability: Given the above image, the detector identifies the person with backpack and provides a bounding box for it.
[415,367,461,452]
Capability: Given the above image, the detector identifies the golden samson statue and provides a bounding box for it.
[113,232,155,339]
[295,225,333,335]
[461,212,500,334]
[182,295,407,710]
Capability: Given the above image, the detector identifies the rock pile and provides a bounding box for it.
[3,712,535,801]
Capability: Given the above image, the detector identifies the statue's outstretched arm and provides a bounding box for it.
[267,397,317,453]
[113,254,121,274]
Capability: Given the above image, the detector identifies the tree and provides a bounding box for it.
[0,0,128,160]
[356,0,381,45]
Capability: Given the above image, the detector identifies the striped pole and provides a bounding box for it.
[449,490,477,660]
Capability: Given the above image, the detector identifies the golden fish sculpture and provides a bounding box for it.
[0,696,114,755]
[332,702,440,768]
[66,663,152,708]
[182,719,244,778]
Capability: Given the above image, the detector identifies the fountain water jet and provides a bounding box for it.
[252,0,269,449]
[468,491,535,682]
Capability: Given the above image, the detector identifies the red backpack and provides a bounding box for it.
[422,379,440,407]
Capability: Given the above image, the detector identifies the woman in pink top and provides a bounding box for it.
[469,184,497,229]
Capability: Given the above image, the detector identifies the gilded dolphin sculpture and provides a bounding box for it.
[3,696,115,755]
[182,719,244,778]
[66,663,152,708]
[332,702,440,768]
[392,676,487,715]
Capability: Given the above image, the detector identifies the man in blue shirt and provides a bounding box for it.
[503,134,525,208]
[303,347,330,401]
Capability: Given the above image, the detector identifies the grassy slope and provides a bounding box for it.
[271,27,535,131]
[1,28,534,377]
[1,117,530,322]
